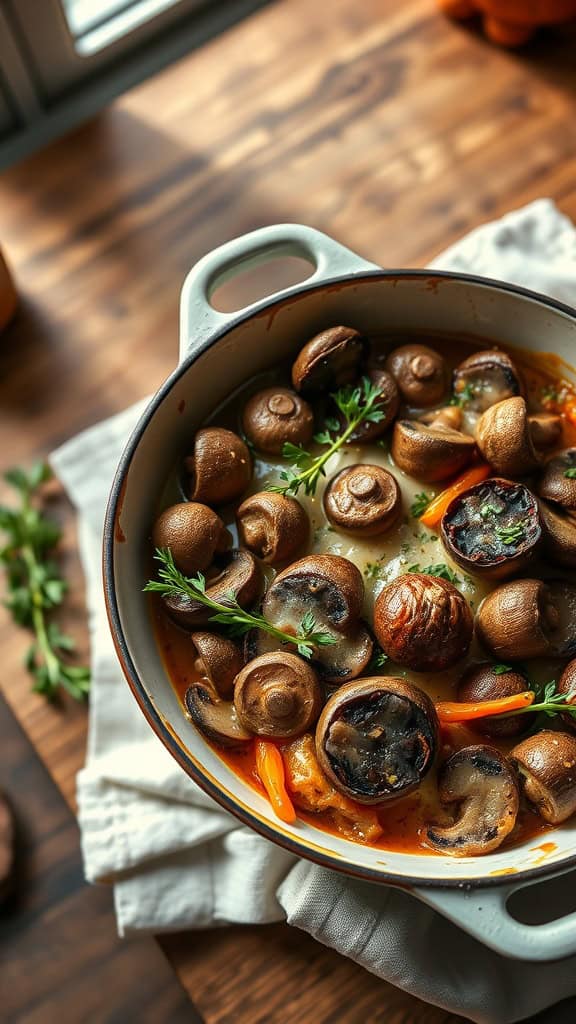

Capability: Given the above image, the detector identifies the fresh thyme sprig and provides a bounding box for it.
[266,377,386,497]
[502,680,576,722]
[145,548,337,659]
[495,521,527,546]
[0,463,90,701]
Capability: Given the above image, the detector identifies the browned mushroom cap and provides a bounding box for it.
[236,492,309,565]
[453,349,523,414]
[538,449,576,511]
[234,651,322,739]
[292,326,367,395]
[346,369,400,442]
[511,731,576,824]
[419,406,463,431]
[323,465,401,536]
[385,344,448,408]
[315,677,439,804]
[559,658,576,732]
[241,387,314,455]
[440,478,541,580]
[475,578,576,661]
[476,397,540,477]
[163,550,263,629]
[457,663,530,738]
[528,414,563,451]
[391,420,475,482]
[185,682,252,749]
[538,500,576,569]
[153,502,231,575]
[190,631,243,699]
[426,746,519,856]
[185,427,252,505]
[374,573,473,672]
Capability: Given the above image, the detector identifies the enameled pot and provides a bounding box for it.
[104,224,576,961]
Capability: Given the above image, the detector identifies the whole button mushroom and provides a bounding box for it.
[236,492,309,565]
[153,502,230,575]
[292,326,367,396]
[163,549,263,629]
[242,387,314,455]
[538,449,576,511]
[234,651,322,739]
[374,573,473,672]
[385,343,448,407]
[511,731,576,825]
[391,420,475,482]
[452,349,524,414]
[323,464,401,536]
[426,746,519,857]
[457,663,530,738]
[315,677,439,804]
[476,578,576,662]
[190,631,243,699]
[538,500,576,568]
[559,658,576,732]
[475,397,543,477]
[185,427,252,505]
[185,682,252,749]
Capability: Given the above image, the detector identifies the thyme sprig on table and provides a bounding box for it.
[267,377,386,498]
[145,548,337,660]
[0,463,90,701]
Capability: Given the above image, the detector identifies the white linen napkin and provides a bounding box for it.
[51,199,576,1024]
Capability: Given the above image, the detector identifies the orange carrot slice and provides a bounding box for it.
[436,691,535,723]
[255,739,297,824]
[419,463,491,528]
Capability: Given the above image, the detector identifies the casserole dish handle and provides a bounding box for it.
[414,867,576,961]
[179,223,379,360]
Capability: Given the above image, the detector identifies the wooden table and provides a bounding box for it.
[1,1,576,1020]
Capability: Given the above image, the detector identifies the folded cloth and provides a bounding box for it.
[51,199,576,1024]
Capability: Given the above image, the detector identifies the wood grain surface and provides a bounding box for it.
[1,0,576,1020]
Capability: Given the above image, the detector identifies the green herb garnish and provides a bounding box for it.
[450,382,476,408]
[479,503,503,519]
[495,521,527,546]
[410,492,432,518]
[363,562,382,580]
[565,468,576,479]
[492,664,514,675]
[502,680,576,722]
[367,647,389,673]
[407,562,461,585]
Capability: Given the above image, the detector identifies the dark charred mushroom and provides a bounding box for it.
[374,573,473,672]
[323,464,401,536]
[185,682,252,748]
[391,420,475,482]
[241,387,314,455]
[511,731,576,824]
[190,631,244,699]
[163,549,263,629]
[385,344,448,408]
[426,746,519,856]
[475,397,540,477]
[453,349,523,414]
[419,406,463,431]
[440,478,541,579]
[185,427,252,505]
[457,663,530,737]
[344,368,400,442]
[559,658,576,732]
[538,500,576,568]
[292,326,367,395]
[475,578,576,660]
[315,677,439,804]
[236,492,309,565]
[234,651,322,738]
[152,502,231,575]
[538,449,576,511]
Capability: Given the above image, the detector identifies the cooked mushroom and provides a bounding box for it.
[559,658,576,732]
[234,651,322,738]
[419,405,463,431]
[185,427,252,505]
[538,500,576,568]
[344,368,400,442]
[426,746,519,856]
[323,464,401,536]
[241,387,314,455]
[475,578,576,660]
[185,682,252,748]
[511,731,576,825]
[152,502,231,575]
[528,414,563,451]
[315,677,439,804]
[236,492,309,565]
[457,663,530,737]
[452,349,523,414]
[538,449,576,511]
[391,420,475,482]
[251,554,373,684]
[190,631,243,699]
[163,549,263,629]
[385,344,448,407]
[291,326,367,395]
[475,397,540,477]
[374,573,473,672]
[440,477,541,579]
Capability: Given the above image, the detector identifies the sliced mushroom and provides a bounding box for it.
[511,731,576,825]
[385,344,448,407]
[315,677,439,804]
[152,502,231,575]
[426,746,519,856]
[292,326,367,395]
[190,631,243,699]
[457,663,530,737]
[163,549,263,629]
[374,573,473,672]
[475,397,540,476]
[323,464,401,536]
[185,427,252,505]
[345,368,400,442]
[236,492,309,565]
[538,499,576,568]
[453,349,523,414]
[558,658,576,732]
[475,578,576,660]
[419,405,463,431]
[234,651,322,738]
[185,682,252,748]
[241,387,314,455]
[391,420,475,482]
[440,477,541,579]
[528,414,563,451]
[538,449,576,511]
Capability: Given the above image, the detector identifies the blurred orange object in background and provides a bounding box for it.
[0,250,17,333]
[437,0,576,45]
